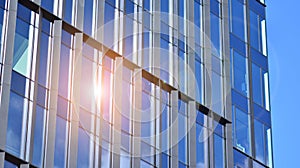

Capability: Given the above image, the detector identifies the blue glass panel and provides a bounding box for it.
[161,0,168,13]
[77,128,91,168]
[104,2,115,47]
[230,34,246,56]
[0,0,5,9]
[210,13,220,57]
[194,1,201,28]
[179,0,184,17]
[160,38,170,83]
[234,149,249,167]
[231,89,248,112]
[84,0,93,35]
[64,0,73,23]
[232,50,248,96]
[126,0,134,14]
[214,134,224,168]
[143,31,150,69]
[105,0,115,6]
[196,111,204,125]
[41,18,51,34]
[235,107,250,154]
[196,124,205,168]
[38,32,50,86]
[32,105,46,167]
[249,0,265,18]
[13,18,31,77]
[37,85,47,107]
[253,103,271,126]
[144,0,150,11]
[195,58,202,103]
[161,153,169,168]
[254,119,265,164]
[54,117,67,168]
[11,70,26,96]
[61,30,72,46]
[252,63,263,106]
[17,4,31,23]
[231,0,245,40]
[178,113,187,164]
[251,47,268,70]
[210,0,220,16]
[41,0,54,13]
[211,71,222,115]
[6,92,26,157]
[4,161,18,168]
[250,10,259,51]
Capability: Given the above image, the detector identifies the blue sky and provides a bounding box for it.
[267,0,300,167]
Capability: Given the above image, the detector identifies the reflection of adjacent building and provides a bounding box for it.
[0,0,273,168]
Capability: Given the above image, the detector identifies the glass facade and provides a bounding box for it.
[0,0,273,168]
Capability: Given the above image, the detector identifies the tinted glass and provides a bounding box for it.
[41,0,54,12]
[252,63,262,106]
[32,105,46,167]
[6,92,26,157]
[84,0,93,35]
[54,117,67,168]
[77,128,91,168]
[63,0,73,23]
[13,18,31,77]
[232,50,248,96]
[231,0,245,40]
[196,124,205,168]
[214,134,224,168]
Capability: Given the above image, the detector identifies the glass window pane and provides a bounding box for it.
[214,134,224,168]
[210,13,221,57]
[232,50,248,96]
[38,32,50,86]
[252,63,262,106]
[41,0,54,12]
[11,70,26,97]
[77,128,91,168]
[254,119,264,163]
[234,107,250,154]
[6,92,27,157]
[58,44,71,98]
[54,117,67,168]
[4,161,18,168]
[234,149,249,168]
[250,10,259,50]
[32,105,46,167]
[101,141,111,168]
[212,71,222,115]
[63,0,73,23]
[231,0,245,40]
[104,2,115,47]
[196,124,206,168]
[13,18,31,77]
[84,0,93,35]
[178,112,187,164]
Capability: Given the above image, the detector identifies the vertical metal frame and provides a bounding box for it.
[44,20,63,168]
[67,32,83,168]
[111,57,123,168]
